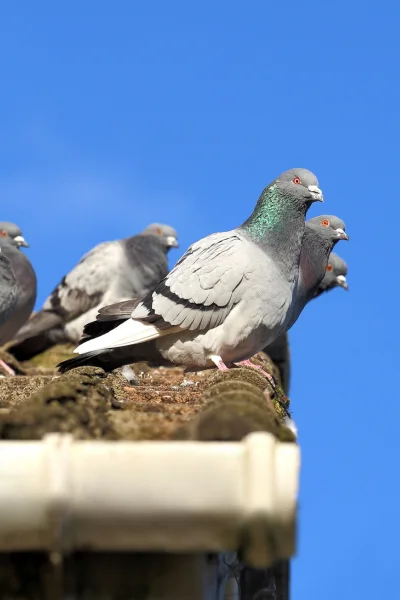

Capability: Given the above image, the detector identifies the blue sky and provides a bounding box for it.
[1,1,399,597]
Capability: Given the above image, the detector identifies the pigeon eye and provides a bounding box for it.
[292,176,301,185]
[321,219,330,227]
[0,231,7,237]
[326,264,333,272]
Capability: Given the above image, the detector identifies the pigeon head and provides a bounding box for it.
[306,215,349,244]
[274,168,324,206]
[142,223,179,250]
[318,252,349,293]
[241,168,323,244]
[0,222,29,248]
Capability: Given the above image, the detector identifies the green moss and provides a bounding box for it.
[202,389,269,415]
[205,367,270,391]
[203,365,291,421]
[200,380,266,404]
[270,384,291,421]
[109,407,188,441]
[0,342,293,443]
[0,370,118,441]
[0,375,54,410]
[176,389,296,443]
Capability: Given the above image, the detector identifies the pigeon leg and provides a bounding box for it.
[209,355,229,371]
[0,360,15,376]
[233,359,276,388]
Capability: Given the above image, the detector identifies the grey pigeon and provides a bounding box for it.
[266,217,349,394]
[287,214,349,329]
[0,223,37,345]
[0,248,18,374]
[8,223,179,361]
[58,168,323,378]
[315,252,348,296]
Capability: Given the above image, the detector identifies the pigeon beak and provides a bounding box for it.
[13,235,29,248]
[335,228,349,241]
[308,185,324,202]
[166,236,179,248]
[336,275,349,290]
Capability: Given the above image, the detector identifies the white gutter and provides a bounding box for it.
[0,431,300,567]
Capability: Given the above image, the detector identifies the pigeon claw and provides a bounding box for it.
[209,355,230,371]
[0,359,16,377]
[209,356,277,391]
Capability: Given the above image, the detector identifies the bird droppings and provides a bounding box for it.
[120,364,138,385]
[0,344,292,443]
[180,378,195,387]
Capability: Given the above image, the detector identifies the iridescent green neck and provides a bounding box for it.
[240,184,303,240]
[239,183,308,280]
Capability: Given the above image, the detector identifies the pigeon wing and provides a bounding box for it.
[43,241,122,322]
[136,231,250,331]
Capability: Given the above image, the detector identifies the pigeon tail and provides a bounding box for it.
[58,350,107,373]
[58,339,166,373]
[74,317,179,354]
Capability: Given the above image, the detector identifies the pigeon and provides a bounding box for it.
[58,168,324,378]
[0,248,18,374]
[265,216,349,394]
[0,223,37,345]
[8,223,179,361]
[287,214,349,329]
[315,252,348,296]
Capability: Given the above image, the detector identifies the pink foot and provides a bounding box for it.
[234,360,276,388]
[209,355,229,371]
[0,359,15,376]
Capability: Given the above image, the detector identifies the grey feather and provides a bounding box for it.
[144,233,247,332]
[0,235,37,345]
[9,224,178,360]
[0,250,18,328]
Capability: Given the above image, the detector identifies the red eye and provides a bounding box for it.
[292,176,301,185]
[0,231,7,237]
[321,219,329,227]
[326,264,333,272]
